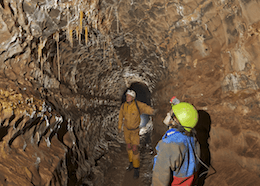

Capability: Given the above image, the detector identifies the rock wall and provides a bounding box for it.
[0,0,260,185]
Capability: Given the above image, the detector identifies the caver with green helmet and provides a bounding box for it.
[152,101,200,186]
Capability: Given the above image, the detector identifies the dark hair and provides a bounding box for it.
[170,124,196,137]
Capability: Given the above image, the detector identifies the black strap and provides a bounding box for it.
[134,100,141,115]
[125,126,139,131]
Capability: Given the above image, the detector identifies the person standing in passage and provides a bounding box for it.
[152,101,200,186]
[118,89,155,179]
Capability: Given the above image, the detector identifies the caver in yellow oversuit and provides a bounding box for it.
[118,89,155,179]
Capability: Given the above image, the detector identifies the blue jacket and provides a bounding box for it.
[152,128,200,186]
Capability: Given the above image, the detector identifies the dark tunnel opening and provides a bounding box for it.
[121,82,152,106]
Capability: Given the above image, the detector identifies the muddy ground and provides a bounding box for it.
[103,130,162,186]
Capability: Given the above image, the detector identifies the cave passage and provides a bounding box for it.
[102,82,154,185]
[2,0,260,185]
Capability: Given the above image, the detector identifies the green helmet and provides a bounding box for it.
[171,102,198,132]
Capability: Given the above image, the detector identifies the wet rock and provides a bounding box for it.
[0,0,260,185]
[63,131,73,148]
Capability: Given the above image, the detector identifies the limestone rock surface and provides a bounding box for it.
[0,0,260,185]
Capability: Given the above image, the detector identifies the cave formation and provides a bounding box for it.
[0,0,260,185]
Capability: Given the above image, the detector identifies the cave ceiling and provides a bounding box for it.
[0,0,260,185]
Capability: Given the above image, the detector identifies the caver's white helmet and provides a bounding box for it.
[126,89,136,99]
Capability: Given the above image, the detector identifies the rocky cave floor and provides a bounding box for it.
[103,130,155,186]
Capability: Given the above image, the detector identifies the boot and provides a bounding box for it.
[133,168,139,179]
[126,162,133,171]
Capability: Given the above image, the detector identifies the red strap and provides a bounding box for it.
[171,175,194,186]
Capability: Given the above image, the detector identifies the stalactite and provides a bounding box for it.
[38,38,43,68]
[69,28,73,47]
[79,10,83,43]
[116,8,119,34]
[85,26,88,45]
[66,4,73,48]
[96,35,99,48]
[54,32,60,81]
[103,39,106,60]
[38,37,47,71]
[75,26,79,40]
